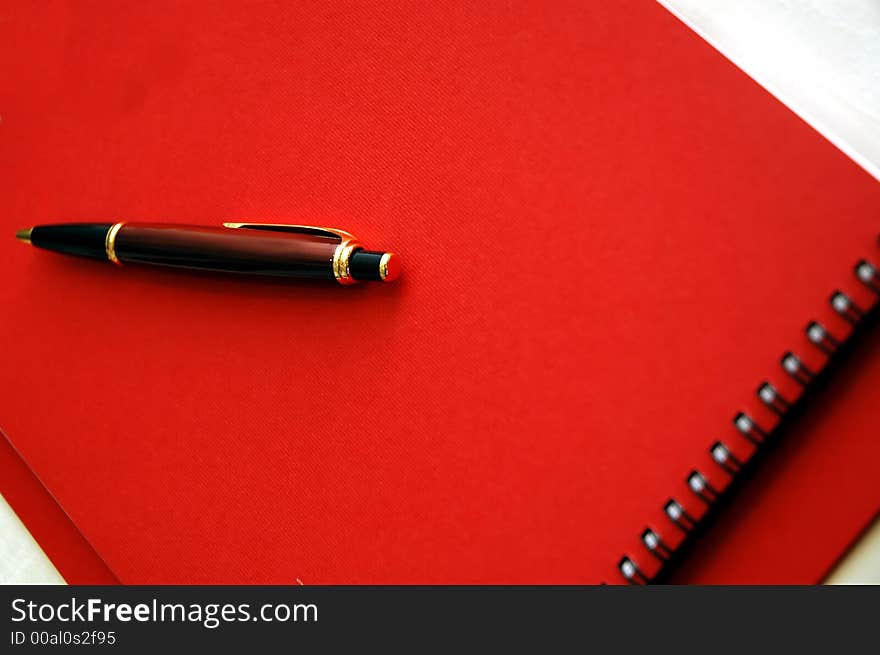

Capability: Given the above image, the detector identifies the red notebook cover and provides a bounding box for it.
[670,316,880,584]
[1,1,878,583]
[0,431,117,584]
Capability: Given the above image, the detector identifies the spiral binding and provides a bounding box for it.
[617,241,880,585]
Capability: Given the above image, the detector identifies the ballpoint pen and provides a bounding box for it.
[14,222,400,284]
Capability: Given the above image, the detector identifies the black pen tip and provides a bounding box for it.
[349,249,401,282]
[15,228,33,244]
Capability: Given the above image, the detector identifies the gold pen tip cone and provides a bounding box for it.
[379,252,401,282]
[15,228,33,244]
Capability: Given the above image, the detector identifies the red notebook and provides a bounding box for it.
[1,1,878,584]
[670,322,880,584]
[0,431,117,584]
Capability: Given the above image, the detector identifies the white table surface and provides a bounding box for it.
[1,0,878,584]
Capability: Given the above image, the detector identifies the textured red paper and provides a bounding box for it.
[0,1,878,583]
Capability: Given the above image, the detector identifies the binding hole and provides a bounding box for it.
[641,528,673,561]
[757,381,790,416]
[619,556,649,584]
[733,412,767,445]
[664,498,696,532]
[855,260,879,294]
[711,441,742,475]
[781,351,814,386]
[687,470,718,503]
[830,290,863,325]
[806,321,839,356]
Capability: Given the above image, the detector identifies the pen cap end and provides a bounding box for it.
[349,250,400,282]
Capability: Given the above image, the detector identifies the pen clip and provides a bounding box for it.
[222,222,357,243]
[222,222,363,285]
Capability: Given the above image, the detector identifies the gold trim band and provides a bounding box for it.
[332,240,361,285]
[379,252,400,282]
[105,222,125,265]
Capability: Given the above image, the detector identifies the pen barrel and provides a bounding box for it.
[114,223,339,279]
